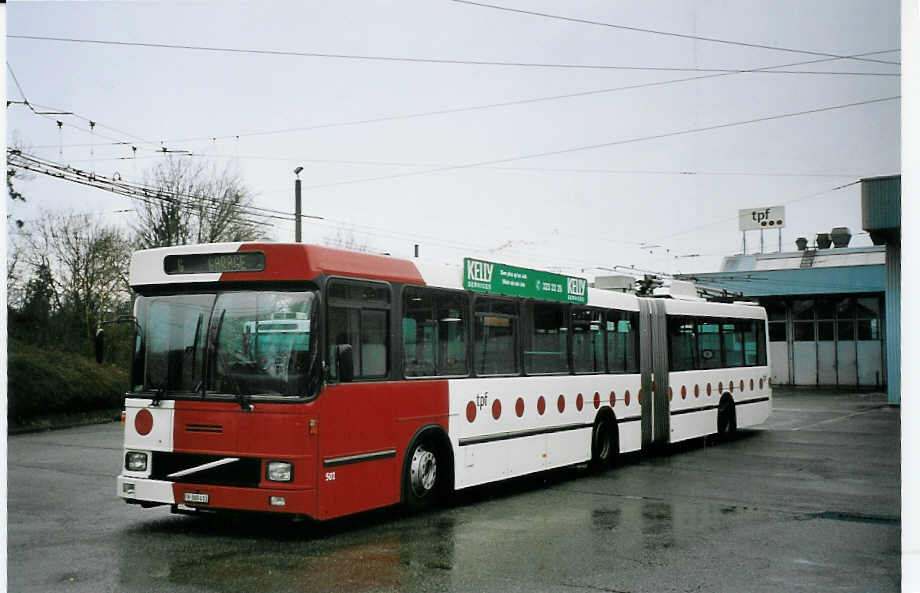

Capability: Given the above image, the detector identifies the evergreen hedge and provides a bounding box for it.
[8,340,129,424]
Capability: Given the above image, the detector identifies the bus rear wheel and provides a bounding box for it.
[404,438,441,511]
[717,396,737,437]
[590,415,617,469]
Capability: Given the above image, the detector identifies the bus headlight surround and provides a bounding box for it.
[266,461,293,482]
[125,451,148,472]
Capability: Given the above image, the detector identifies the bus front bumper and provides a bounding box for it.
[116,475,316,515]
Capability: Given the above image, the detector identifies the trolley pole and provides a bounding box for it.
[294,166,303,242]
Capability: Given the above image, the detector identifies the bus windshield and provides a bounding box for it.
[134,290,318,398]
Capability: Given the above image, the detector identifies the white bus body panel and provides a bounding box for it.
[129,242,243,286]
[666,368,771,442]
[124,398,175,452]
[116,476,175,503]
[448,375,642,490]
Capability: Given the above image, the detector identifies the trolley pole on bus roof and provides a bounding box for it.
[294,166,303,242]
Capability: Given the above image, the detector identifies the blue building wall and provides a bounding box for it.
[690,265,885,298]
[884,242,900,404]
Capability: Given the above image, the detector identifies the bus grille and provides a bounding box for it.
[150,452,261,488]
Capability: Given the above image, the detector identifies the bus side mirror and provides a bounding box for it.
[94,328,105,364]
[335,344,354,382]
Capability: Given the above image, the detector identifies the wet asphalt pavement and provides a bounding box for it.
[8,389,900,593]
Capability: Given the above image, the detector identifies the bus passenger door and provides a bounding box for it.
[639,299,670,448]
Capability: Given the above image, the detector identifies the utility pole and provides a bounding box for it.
[294,166,303,242]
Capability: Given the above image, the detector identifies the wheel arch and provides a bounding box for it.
[592,406,620,460]
[400,423,454,503]
[717,392,737,433]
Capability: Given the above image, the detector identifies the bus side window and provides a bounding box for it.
[756,320,767,366]
[572,308,604,374]
[722,320,744,367]
[607,309,639,374]
[327,280,391,381]
[523,302,568,375]
[473,297,519,376]
[697,319,722,369]
[668,316,697,371]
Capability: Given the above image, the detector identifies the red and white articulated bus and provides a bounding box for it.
[112,242,771,520]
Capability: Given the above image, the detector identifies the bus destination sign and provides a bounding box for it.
[164,251,266,275]
[463,258,587,304]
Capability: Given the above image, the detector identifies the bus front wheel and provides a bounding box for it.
[404,437,441,511]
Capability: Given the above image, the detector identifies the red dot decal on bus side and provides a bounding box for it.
[681,385,687,399]
[750,379,755,391]
[729,381,734,392]
[637,390,642,405]
[707,383,712,396]
[610,391,616,407]
[594,392,600,409]
[719,382,724,393]
[694,384,700,398]
[466,401,477,423]
[492,399,502,420]
[576,393,584,411]
[759,378,764,389]
[516,397,525,417]
[624,390,631,406]
[668,386,673,401]
[740,380,744,392]
[557,395,565,413]
[135,409,153,436]
[537,396,546,415]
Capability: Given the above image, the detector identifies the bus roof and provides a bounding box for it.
[129,242,764,318]
[130,242,425,287]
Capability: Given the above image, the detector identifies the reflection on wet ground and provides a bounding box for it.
[11,391,900,593]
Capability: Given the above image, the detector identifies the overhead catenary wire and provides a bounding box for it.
[288,95,899,193]
[8,149,880,282]
[8,34,901,73]
[6,61,31,104]
[6,150,297,226]
[450,0,902,66]
[10,89,895,258]
[649,179,864,244]
[15,47,901,153]
[31,150,872,179]
[8,149,587,258]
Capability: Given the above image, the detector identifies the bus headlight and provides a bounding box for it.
[266,461,293,482]
[125,451,148,472]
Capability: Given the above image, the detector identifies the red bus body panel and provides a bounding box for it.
[167,380,448,520]
[315,380,449,519]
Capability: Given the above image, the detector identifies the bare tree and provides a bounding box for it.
[322,224,373,253]
[134,157,266,248]
[7,135,34,298]
[23,211,132,338]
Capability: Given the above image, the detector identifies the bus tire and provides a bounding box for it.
[403,429,451,512]
[590,412,618,470]
[717,395,737,437]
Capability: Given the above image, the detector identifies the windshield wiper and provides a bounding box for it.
[191,313,205,399]
[151,380,168,406]
[212,309,253,411]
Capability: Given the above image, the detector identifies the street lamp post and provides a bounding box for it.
[294,166,303,242]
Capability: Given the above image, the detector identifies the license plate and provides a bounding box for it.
[184,492,209,504]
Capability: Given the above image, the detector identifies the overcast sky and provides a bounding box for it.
[4,0,901,280]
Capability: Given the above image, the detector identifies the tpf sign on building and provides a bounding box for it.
[739,206,785,231]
